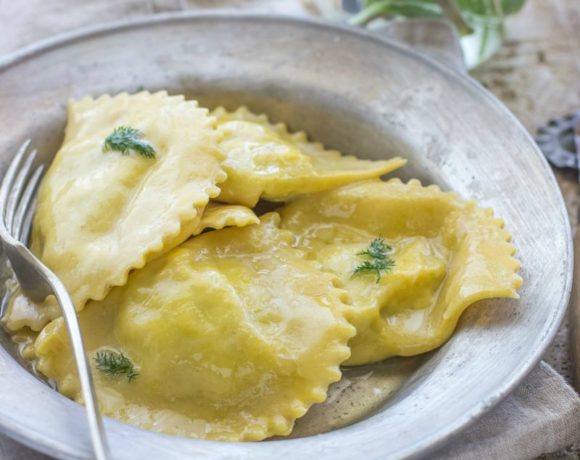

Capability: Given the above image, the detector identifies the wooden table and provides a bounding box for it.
[472,0,580,389]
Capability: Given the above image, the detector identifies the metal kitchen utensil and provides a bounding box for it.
[0,141,109,460]
[535,111,580,180]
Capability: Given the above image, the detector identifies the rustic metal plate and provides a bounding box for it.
[0,12,572,460]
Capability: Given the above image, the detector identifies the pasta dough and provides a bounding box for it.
[194,202,259,234]
[34,214,355,441]
[5,93,524,442]
[213,107,406,207]
[3,202,259,332]
[30,91,226,311]
[278,179,523,365]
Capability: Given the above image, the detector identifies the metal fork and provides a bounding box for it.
[0,140,109,460]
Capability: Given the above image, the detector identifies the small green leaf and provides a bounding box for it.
[350,0,443,26]
[94,350,139,382]
[357,237,392,259]
[103,126,156,159]
[353,237,395,283]
[455,0,525,16]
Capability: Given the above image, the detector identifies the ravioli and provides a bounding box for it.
[212,107,406,207]
[29,91,226,313]
[6,93,526,442]
[3,202,259,332]
[34,214,355,441]
[194,202,259,233]
[278,179,523,365]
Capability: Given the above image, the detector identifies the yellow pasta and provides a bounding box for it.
[278,179,522,365]
[3,202,259,332]
[5,93,525,442]
[212,107,406,207]
[30,91,226,311]
[34,214,355,441]
[194,201,259,233]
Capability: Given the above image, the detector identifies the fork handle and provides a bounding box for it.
[7,242,111,460]
[50,278,110,460]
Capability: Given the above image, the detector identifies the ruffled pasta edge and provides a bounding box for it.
[53,92,228,309]
[212,106,406,175]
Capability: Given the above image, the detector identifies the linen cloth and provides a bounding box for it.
[432,362,579,459]
[0,1,578,458]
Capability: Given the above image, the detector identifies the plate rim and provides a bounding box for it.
[0,11,573,460]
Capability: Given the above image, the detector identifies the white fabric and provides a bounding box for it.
[430,362,580,459]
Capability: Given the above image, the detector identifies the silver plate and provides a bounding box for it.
[0,12,572,460]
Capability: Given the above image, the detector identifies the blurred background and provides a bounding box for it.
[2,0,578,141]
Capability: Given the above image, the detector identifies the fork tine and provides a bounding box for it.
[20,195,37,247]
[0,140,31,225]
[14,165,44,242]
[5,149,37,233]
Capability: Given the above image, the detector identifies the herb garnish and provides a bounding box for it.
[352,237,395,283]
[103,126,156,159]
[94,350,139,382]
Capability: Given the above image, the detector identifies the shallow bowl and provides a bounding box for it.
[0,12,572,460]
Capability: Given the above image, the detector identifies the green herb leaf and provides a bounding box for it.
[94,350,139,382]
[349,0,443,26]
[357,237,392,259]
[455,0,525,17]
[103,126,156,159]
[353,237,395,283]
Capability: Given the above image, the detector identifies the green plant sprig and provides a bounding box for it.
[353,237,395,283]
[103,126,156,159]
[94,350,139,382]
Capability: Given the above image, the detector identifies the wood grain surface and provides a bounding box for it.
[572,226,580,388]
[473,0,580,389]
